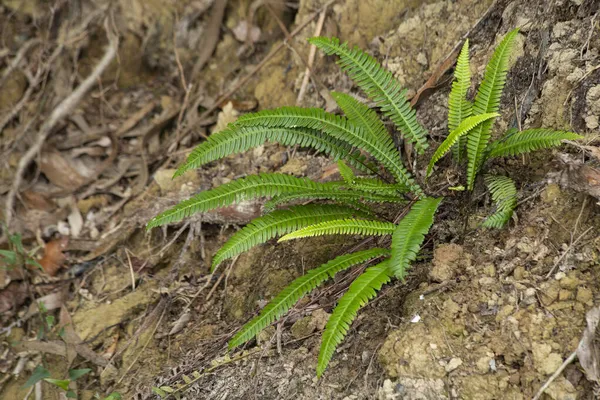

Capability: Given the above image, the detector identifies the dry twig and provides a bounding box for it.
[4,19,119,229]
[296,6,328,103]
[531,351,577,400]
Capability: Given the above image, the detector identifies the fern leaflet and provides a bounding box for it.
[317,260,391,376]
[390,197,442,279]
[466,29,519,190]
[427,113,499,178]
[278,219,396,242]
[482,175,517,228]
[337,160,356,184]
[310,37,428,154]
[228,248,390,349]
[147,174,345,228]
[235,107,422,196]
[486,129,583,158]
[212,205,366,269]
[448,40,473,162]
[174,126,375,178]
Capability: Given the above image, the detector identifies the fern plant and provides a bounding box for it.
[427,30,582,227]
[147,28,581,383]
[147,35,449,377]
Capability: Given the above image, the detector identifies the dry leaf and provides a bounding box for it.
[212,102,239,133]
[38,237,69,276]
[67,203,84,238]
[21,190,56,211]
[39,150,88,190]
[24,290,66,320]
[0,281,29,314]
[577,306,600,383]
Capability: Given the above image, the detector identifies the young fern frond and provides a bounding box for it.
[212,205,366,269]
[448,40,473,162]
[235,107,422,196]
[427,113,499,178]
[466,29,519,190]
[317,260,391,377]
[309,37,429,154]
[278,219,396,242]
[486,129,583,159]
[228,248,390,349]
[174,126,375,178]
[390,197,442,279]
[482,175,517,228]
[147,174,345,228]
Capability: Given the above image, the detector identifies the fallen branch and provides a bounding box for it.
[4,19,119,229]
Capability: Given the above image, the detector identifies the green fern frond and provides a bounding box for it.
[427,113,499,178]
[448,40,473,162]
[466,29,519,190]
[212,205,366,269]
[235,107,422,196]
[229,248,390,349]
[486,129,583,159]
[390,197,442,279]
[482,175,517,228]
[331,91,401,161]
[337,160,356,184]
[147,174,344,228]
[263,185,404,213]
[351,177,407,195]
[174,126,375,178]
[317,260,391,377]
[278,219,396,242]
[309,37,429,154]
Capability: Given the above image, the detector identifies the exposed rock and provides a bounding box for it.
[532,342,564,375]
[545,376,578,400]
[444,357,462,373]
[429,244,465,282]
[378,377,448,400]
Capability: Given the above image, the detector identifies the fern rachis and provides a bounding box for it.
[278,219,396,242]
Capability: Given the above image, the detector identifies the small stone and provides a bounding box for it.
[513,266,526,280]
[545,376,577,400]
[554,272,566,280]
[429,244,465,282]
[445,357,462,373]
[560,276,581,290]
[479,277,496,286]
[290,316,316,339]
[476,356,492,373]
[416,52,428,66]
[483,264,496,277]
[541,184,561,204]
[585,115,599,130]
[558,289,573,301]
[576,286,593,305]
[532,343,563,375]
